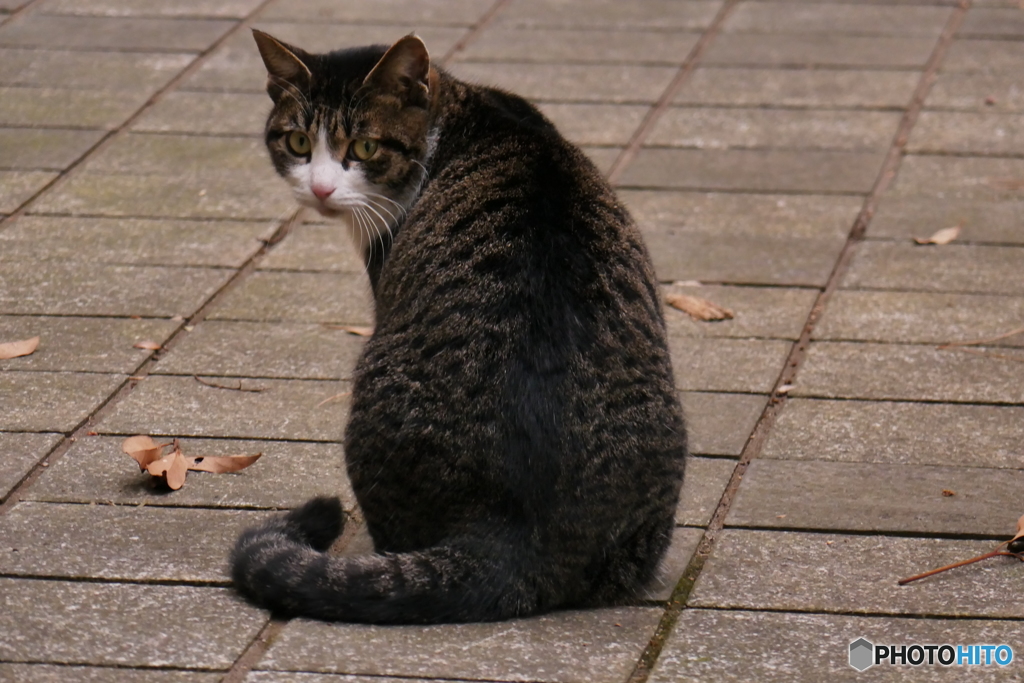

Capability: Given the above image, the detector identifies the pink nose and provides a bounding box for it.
[312,185,334,201]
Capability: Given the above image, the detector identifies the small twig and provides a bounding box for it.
[193,375,266,393]
[899,547,1024,585]
[316,391,351,408]
[938,325,1024,349]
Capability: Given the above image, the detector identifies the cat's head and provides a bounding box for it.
[253,30,437,234]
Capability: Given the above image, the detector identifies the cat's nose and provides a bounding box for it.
[312,185,335,201]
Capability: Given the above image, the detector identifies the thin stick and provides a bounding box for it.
[316,391,351,408]
[193,375,265,393]
[898,547,1022,586]
[938,325,1024,349]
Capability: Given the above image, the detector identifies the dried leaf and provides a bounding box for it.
[326,325,374,337]
[666,293,734,322]
[0,336,40,360]
[913,226,960,245]
[193,375,265,392]
[1008,514,1024,553]
[146,450,189,490]
[942,489,956,497]
[186,453,262,474]
[133,340,161,350]
[121,435,166,471]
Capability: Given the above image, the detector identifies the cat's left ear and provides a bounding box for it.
[364,34,432,108]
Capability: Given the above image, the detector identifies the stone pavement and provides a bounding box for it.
[1,0,1023,680]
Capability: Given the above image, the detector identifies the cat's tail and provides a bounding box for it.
[231,497,521,623]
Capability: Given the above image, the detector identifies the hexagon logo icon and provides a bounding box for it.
[849,637,874,671]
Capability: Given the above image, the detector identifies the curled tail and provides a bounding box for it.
[231,497,522,623]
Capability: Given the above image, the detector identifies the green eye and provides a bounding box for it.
[350,138,379,161]
[287,131,311,155]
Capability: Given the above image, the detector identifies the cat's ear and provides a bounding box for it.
[364,34,431,107]
[252,29,312,102]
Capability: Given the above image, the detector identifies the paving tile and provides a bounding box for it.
[0,86,151,128]
[0,15,232,51]
[651,609,1024,683]
[644,526,704,601]
[37,0,263,18]
[909,111,1024,155]
[132,91,270,136]
[942,39,1024,73]
[259,221,368,273]
[183,24,465,92]
[669,337,791,393]
[928,71,1024,112]
[259,607,663,683]
[208,271,373,324]
[0,371,125,432]
[681,391,766,457]
[536,103,649,147]
[28,435,355,510]
[260,0,492,26]
[890,155,1024,201]
[675,67,920,109]
[843,242,1024,296]
[689,529,1024,618]
[794,341,1024,403]
[97,375,352,441]
[620,148,884,193]
[0,48,192,89]
[870,196,1024,244]
[448,62,677,104]
[0,432,61,501]
[764,398,1024,468]
[247,675,448,683]
[0,169,55,211]
[496,0,722,30]
[0,315,178,373]
[458,27,699,64]
[0,215,273,266]
[704,34,935,68]
[0,664,221,683]
[728,460,1023,535]
[0,128,105,170]
[0,578,266,668]
[0,262,230,316]
[82,132,273,177]
[582,146,621,175]
[30,171,295,219]
[676,457,735,527]
[622,191,859,240]
[960,7,1024,37]
[648,107,900,151]
[814,290,1024,346]
[663,284,817,340]
[0,501,270,581]
[724,2,950,36]
[644,228,846,286]
[155,321,365,380]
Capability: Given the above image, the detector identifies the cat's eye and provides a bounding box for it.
[349,138,379,161]
[287,131,311,155]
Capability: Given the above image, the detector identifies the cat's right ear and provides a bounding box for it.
[252,29,312,102]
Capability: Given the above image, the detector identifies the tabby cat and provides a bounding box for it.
[231,30,687,624]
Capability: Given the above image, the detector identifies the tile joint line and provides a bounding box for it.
[624,3,973,682]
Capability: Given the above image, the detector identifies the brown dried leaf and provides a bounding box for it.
[942,489,956,497]
[186,453,262,474]
[133,340,162,350]
[665,293,734,322]
[913,226,960,245]
[1010,514,1024,547]
[0,336,40,360]
[146,450,189,490]
[121,435,166,471]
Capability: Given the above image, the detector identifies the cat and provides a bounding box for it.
[231,30,688,624]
